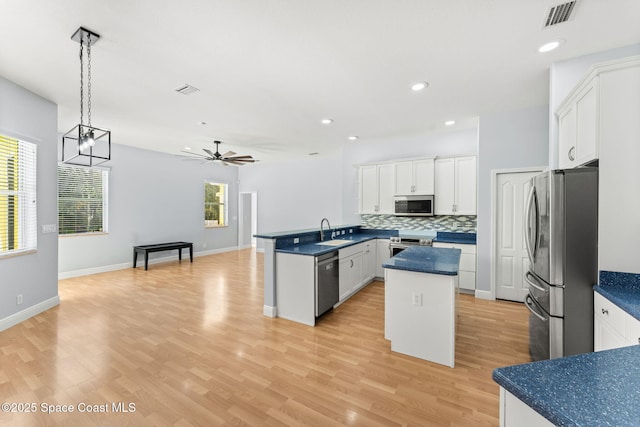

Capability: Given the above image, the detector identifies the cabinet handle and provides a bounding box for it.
[568,146,576,161]
[602,308,608,315]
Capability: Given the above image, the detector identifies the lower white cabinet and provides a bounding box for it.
[362,240,376,283]
[339,252,362,301]
[376,239,390,278]
[432,242,476,292]
[594,291,640,351]
[499,388,554,427]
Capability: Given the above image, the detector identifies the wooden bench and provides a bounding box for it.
[133,242,193,270]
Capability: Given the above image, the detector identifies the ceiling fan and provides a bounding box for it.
[180,140,257,166]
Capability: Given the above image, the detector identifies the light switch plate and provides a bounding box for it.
[41,224,57,233]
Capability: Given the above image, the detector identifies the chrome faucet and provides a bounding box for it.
[320,217,332,241]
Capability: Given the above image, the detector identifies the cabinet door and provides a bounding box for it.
[413,158,435,195]
[394,161,414,195]
[377,164,396,214]
[434,158,455,215]
[454,156,477,215]
[376,239,390,278]
[575,78,599,165]
[594,315,626,352]
[625,314,640,346]
[558,104,577,169]
[362,241,377,283]
[360,165,378,214]
[339,253,362,300]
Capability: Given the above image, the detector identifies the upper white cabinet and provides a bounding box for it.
[395,158,435,195]
[434,156,477,215]
[557,77,599,169]
[360,164,395,214]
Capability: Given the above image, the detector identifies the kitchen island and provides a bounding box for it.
[383,245,461,367]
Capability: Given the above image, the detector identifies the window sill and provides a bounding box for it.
[0,248,37,259]
[205,225,228,229]
[59,232,109,238]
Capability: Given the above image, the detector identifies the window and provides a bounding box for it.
[204,181,227,228]
[57,165,108,235]
[0,134,37,256]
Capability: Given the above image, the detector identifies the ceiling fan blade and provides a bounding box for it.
[221,150,236,157]
[180,150,209,158]
[223,159,245,165]
[203,148,217,158]
[225,155,253,160]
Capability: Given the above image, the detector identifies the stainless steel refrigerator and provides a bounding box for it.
[523,168,598,361]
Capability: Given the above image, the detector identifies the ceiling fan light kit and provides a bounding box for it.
[61,26,111,167]
[181,140,256,166]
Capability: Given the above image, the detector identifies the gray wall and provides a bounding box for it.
[477,105,549,293]
[549,43,640,168]
[59,143,240,275]
[0,76,59,322]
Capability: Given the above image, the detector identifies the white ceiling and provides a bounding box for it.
[1,0,639,162]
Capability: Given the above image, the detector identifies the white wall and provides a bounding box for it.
[59,143,240,276]
[238,154,343,241]
[477,105,549,293]
[341,129,478,224]
[549,43,640,168]
[0,76,59,326]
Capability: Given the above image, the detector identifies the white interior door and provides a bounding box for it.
[495,170,541,302]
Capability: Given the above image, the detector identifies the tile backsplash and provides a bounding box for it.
[360,214,476,232]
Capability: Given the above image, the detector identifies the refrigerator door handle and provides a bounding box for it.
[525,295,548,322]
[525,271,548,293]
[524,186,536,263]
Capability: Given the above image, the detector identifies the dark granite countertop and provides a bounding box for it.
[382,246,461,275]
[433,231,477,245]
[493,345,640,427]
[594,271,640,321]
[275,234,379,256]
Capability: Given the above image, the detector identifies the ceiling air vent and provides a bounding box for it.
[175,84,200,95]
[544,1,577,27]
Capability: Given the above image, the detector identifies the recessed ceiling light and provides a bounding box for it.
[198,121,207,126]
[348,136,359,141]
[175,84,200,95]
[309,152,319,156]
[444,120,456,126]
[184,146,192,151]
[411,81,429,91]
[321,118,333,125]
[538,40,563,53]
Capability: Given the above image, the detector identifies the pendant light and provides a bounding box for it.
[61,27,111,166]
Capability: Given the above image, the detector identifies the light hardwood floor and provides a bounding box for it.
[0,249,530,426]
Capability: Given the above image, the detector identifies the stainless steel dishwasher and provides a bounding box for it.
[315,251,339,317]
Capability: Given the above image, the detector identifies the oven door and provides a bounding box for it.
[390,245,406,257]
[524,270,563,317]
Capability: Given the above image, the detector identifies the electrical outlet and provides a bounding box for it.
[412,292,422,306]
[16,294,23,305]
[293,237,300,244]
[41,224,57,233]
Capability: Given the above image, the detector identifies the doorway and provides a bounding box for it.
[492,168,544,301]
[238,192,257,249]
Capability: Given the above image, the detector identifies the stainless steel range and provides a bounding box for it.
[389,236,432,257]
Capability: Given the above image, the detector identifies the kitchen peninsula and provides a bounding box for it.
[383,246,461,367]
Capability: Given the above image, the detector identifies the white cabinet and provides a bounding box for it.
[499,388,554,427]
[557,77,599,169]
[376,239,390,278]
[593,291,640,352]
[360,164,395,214]
[339,252,362,302]
[395,158,435,195]
[432,241,476,292]
[362,240,377,283]
[434,156,476,215]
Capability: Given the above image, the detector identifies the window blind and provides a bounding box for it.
[57,165,108,235]
[0,134,37,256]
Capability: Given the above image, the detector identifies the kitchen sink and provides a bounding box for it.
[316,239,353,246]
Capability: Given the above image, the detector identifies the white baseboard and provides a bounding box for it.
[475,289,494,300]
[263,305,277,317]
[256,247,265,253]
[0,296,60,332]
[59,246,240,279]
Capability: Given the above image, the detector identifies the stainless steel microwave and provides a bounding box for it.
[394,195,434,216]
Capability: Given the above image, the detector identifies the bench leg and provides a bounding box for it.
[145,252,149,271]
[179,248,182,261]
[133,249,138,268]
[189,245,193,262]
